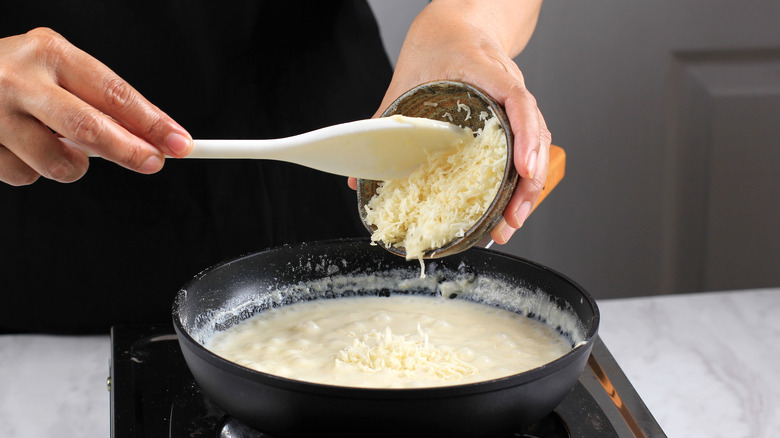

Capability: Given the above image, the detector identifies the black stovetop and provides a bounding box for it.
[109,324,665,438]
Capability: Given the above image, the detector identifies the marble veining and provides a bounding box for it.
[598,288,780,438]
[0,288,778,437]
[0,335,109,437]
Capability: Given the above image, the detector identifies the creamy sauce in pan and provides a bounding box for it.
[206,295,572,388]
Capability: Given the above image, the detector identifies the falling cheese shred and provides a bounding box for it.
[336,325,478,380]
[363,114,507,262]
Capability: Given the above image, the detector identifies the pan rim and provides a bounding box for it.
[172,237,599,397]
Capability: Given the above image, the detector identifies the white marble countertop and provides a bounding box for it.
[0,287,778,437]
[597,288,780,437]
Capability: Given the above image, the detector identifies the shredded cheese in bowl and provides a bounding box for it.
[363,115,507,263]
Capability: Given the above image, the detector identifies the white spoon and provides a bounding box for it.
[61,115,472,180]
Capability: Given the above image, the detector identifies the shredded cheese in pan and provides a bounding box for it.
[363,114,507,262]
[337,325,477,380]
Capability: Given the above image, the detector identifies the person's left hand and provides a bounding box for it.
[349,0,550,245]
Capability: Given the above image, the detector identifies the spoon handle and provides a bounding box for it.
[59,117,469,180]
[187,139,293,159]
[59,131,335,160]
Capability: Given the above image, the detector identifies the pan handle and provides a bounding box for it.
[533,144,566,213]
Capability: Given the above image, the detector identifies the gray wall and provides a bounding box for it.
[366,0,427,67]
[368,0,780,299]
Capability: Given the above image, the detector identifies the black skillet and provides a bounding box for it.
[173,238,599,437]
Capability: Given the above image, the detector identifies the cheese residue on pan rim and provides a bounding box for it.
[363,113,507,264]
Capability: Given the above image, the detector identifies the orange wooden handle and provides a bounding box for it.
[531,145,565,213]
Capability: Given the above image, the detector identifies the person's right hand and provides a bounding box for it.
[0,27,192,186]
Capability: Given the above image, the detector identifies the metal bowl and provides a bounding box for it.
[357,80,519,259]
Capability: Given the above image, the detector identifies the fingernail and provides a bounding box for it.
[500,221,517,243]
[527,150,538,179]
[165,132,191,156]
[140,155,164,173]
[514,201,533,229]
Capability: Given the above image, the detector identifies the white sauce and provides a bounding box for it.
[206,295,572,389]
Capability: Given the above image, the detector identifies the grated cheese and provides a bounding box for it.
[364,114,507,262]
[456,100,472,120]
[336,325,478,380]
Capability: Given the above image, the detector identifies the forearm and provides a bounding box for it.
[408,0,543,58]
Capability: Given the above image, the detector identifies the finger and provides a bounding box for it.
[453,60,542,180]
[535,108,552,163]
[57,54,192,157]
[504,84,542,180]
[23,83,165,174]
[36,29,191,157]
[0,113,89,183]
[347,177,357,190]
[0,144,40,186]
[490,218,517,245]
[502,128,550,230]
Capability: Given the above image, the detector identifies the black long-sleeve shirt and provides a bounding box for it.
[0,1,393,333]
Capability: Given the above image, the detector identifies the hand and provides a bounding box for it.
[349,0,550,244]
[0,27,192,186]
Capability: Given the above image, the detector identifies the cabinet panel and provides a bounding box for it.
[663,51,780,292]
